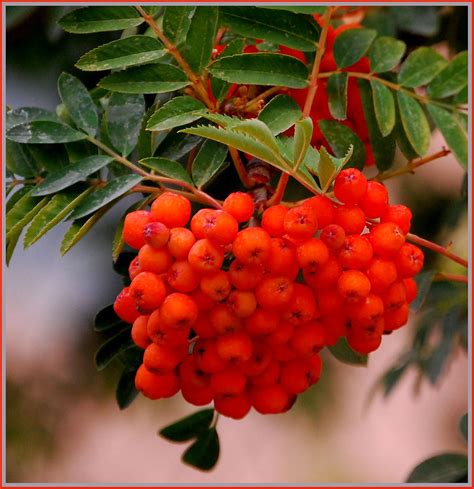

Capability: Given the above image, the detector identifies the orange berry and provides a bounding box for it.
[281,358,321,394]
[189,288,216,312]
[150,192,191,227]
[223,192,255,223]
[129,272,166,311]
[296,238,329,270]
[192,316,217,339]
[255,275,294,309]
[338,235,373,269]
[321,312,348,346]
[290,321,325,356]
[179,355,211,390]
[210,304,242,334]
[250,384,293,414]
[250,360,281,387]
[283,205,318,239]
[143,221,169,248]
[211,368,247,396]
[226,290,257,318]
[200,270,231,301]
[128,256,141,280]
[167,227,196,259]
[365,258,397,293]
[245,308,279,335]
[395,243,424,278]
[384,302,409,331]
[216,331,253,362]
[160,293,198,329]
[320,224,346,250]
[334,205,366,235]
[337,270,371,303]
[381,205,412,234]
[240,343,272,376]
[167,260,200,293]
[303,254,342,289]
[381,281,407,311]
[194,338,228,373]
[188,239,224,274]
[349,294,384,331]
[262,204,289,237]
[147,309,190,346]
[315,287,344,315]
[267,321,295,347]
[347,330,382,354]
[334,168,367,205]
[138,244,173,274]
[404,278,418,303]
[264,238,297,276]
[233,227,272,264]
[181,382,214,406]
[214,393,251,419]
[369,222,405,258]
[302,195,335,228]
[283,284,318,325]
[123,210,151,249]
[135,364,180,400]
[197,210,239,245]
[228,260,265,290]
[144,343,186,372]
[131,315,151,349]
[360,181,388,218]
[114,287,140,324]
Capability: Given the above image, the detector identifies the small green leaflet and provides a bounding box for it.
[398,47,447,88]
[371,80,395,137]
[192,140,229,189]
[7,121,87,144]
[328,337,368,366]
[146,96,206,132]
[406,454,468,483]
[6,106,60,132]
[367,36,406,73]
[116,369,139,410]
[6,186,31,213]
[139,157,192,185]
[31,155,114,196]
[58,72,98,136]
[6,140,39,178]
[258,94,302,135]
[257,6,326,14]
[27,144,69,172]
[397,91,430,156]
[333,28,376,69]
[6,192,49,240]
[427,51,468,99]
[293,117,313,170]
[94,304,128,332]
[69,174,143,219]
[94,328,135,371]
[58,6,144,34]
[316,145,353,193]
[76,36,166,71]
[327,73,348,120]
[182,428,220,471]
[159,409,214,442]
[163,6,196,46]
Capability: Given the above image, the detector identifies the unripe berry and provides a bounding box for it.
[232,227,272,264]
[360,181,388,218]
[302,195,336,228]
[262,205,288,237]
[114,287,140,324]
[334,168,367,205]
[223,192,255,223]
[123,210,151,249]
[129,272,166,311]
[283,205,318,239]
[337,270,371,303]
[381,205,412,234]
[143,221,169,248]
[150,192,191,227]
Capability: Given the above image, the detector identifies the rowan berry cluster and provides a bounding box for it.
[114,169,423,419]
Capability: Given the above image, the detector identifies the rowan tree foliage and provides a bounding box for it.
[5,5,468,481]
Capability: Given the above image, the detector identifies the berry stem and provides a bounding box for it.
[242,86,284,112]
[434,272,468,284]
[375,148,451,181]
[406,232,468,268]
[228,147,256,189]
[211,411,220,429]
[267,173,289,206]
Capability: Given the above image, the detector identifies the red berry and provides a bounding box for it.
[334,168,367,205]
[150,192,191,227]
[223,192,255,223]
[123,210,151,249]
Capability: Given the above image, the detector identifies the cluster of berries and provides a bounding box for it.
[113,169,423,419]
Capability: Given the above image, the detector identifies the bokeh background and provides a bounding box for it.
[5,5,469,484]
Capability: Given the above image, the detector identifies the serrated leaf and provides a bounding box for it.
[94,304,128,332]
[146,96,206,132]
[367,36,406,73]
[95,328,134,371]
[327,73,348,120]
[163,6,196,46]
[76,36,165,71]
[60,203,114,255]
[258,94,302,135]
[371,80,395,137]
[357,79,396,171]
[232,119,282,156]
[116,370,139,410]
[23,187,93,247]
[208,53,308,88]
[6,106,60,132]
[160,409,214,442]
[316,145,353,193]
[293,117,313,169]
[406,454,468,483]
[140,157,192,185]
[328,337,368,366]
[398,47,447,88]
[99,64,190,94]
[397,91,430,156]
[459,413,468,442]
[318,120,366,170]
[6,192,49,239]
[427,51,468,99]
[181,7,218,73]
[6,140,39,177]
[7,121,87,144]
[31,155,114,196]
[221,6,319,51]
[333,28,376,69]
[427,105,468,169]
[58,72,98,137]
[106,93,145,157]
[58,6,143,33]
[192,140,228,189]
[182,428,220,471]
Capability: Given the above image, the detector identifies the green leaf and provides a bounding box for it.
[60,203,114,255]
[6,228,22,266]
[94,304,128,332]
[391,6,440,37]
[6,191,49,238]
[137,105,156,160]
[293,117,313,169]
[6,140,39,177]
[328,337,368,366]
[406,454,468,483]
[221,7,319,51]
[27,144,69,172]
[6,107,60,132]
[427,52,467,99]
[163,6,196,46]
[158,131,202,160]
[140,157,192,185]
[316,145,353,193]
[7,121,87,144]
[69,174,142,220]
[23,187,93,247]
[357,79,396,171]
[181,7,218,74]
[208,53,308,88]
[192,140,229,189]
[6,186,31,213]
[257,6,327,15]
[99,64,190,94]
[182,428,220,471]
[367,36,406,73]
[394,102,418,160]
[459,413,468,442]
[410,270,435,312]
[318,120,366,170]
[94,328,134,371]
[116,370,139,410]
[210,39,246,104]
[58,72,98,137]
[427,105,468,169]
[327,73,348,120]
[232,119,281,156]
[453,85,468,105]
[31,155,114,196]
[397,91,430,156]
[333,28,376,69]
[106,93,145,157]
[160,409,214,442]
[398,47,447,88]
[76,36,165,71]
[58,6,143,33]
[258,94,302,135]
[147,96,206,132]
[371,80,395,137]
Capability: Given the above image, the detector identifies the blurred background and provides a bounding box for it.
[5,5,469,484]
